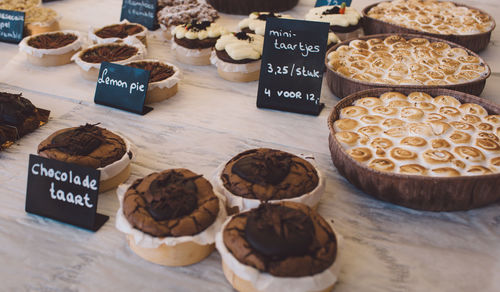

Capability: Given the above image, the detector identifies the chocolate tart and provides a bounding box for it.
[37,124,133,192]
[216,202,340,292]
[328,88,500,211]
[117,168,226,266]
[157,1,218,39]
[124,59,181,104]
[325,34,491,98]
[72,42,146,81]
[211,32,264,83]
[207,0,298,15]
[363,1,496,53]
[19,30,82,66]
[215,148,325,213]
[172,20,227,66]
[0,91,50,150]
[90,21,147,46]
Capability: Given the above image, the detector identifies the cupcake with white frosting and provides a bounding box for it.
[172,20,228,66]
[210,32,264,82]
[238,12,294,36]
[305,5,362,41]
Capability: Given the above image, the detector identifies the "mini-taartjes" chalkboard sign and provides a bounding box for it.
[25,155,108,231]
[94,62,152,115]
[257,18,330,116]
[315,0,352,7]
[0,9,24,43]
[120,0,157,30]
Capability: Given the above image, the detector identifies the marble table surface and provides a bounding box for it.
[0,0,499,291]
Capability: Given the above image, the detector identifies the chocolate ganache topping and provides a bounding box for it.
[0,92,36,126]
[126,61,175,83]
[27,33,78,49]
[245,204,314,258]
[39,124,105,156]
[256,12,280,21]
[95,24,144,39]
[81,44,138,63]
[145,171,201,221]
[232,149,292,185]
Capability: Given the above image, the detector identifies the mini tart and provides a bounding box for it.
[124,59,181,104]
[172,20,228,66]
[0,91,49,150]
[89,20,147,46]
[19,30,82,66]
[207,0,299,15]
[215,148,324,213]
[210,32,264,82]
[305,5,363,41]
[238,12,294,36]
[116,168,227,266]
[71,42,146,81]
[24,6,59,36]
[216,202,340,292]
[157,2,219,39]
[37,124,134,192]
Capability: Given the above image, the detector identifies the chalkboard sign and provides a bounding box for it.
[256,18,329,116]
[120,0,157,30]
[94,62,152,115]
[0,9,24,44]
[25,155,108,231]
[315,0,352,7]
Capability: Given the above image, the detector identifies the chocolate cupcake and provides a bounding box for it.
[71,41,146,81]
[19,30,83,67]
[238,12,294,36]
[157,1,218,39]
[305,5,363,41]
[89,20,148,46]
[210,32,264,82]
[0,91,50,150]
[207,0,299,15]
[125,59,181,103]
[172,20,228,66]
[216,202,340,292]
[37,124,134,192]
[214,148,325,213]
[115,168,227,266]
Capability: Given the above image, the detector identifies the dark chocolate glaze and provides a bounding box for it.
[232,150,291,185]
[245,204,314,258]
[41,124,105,156]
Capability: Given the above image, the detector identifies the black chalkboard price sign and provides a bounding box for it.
[256,18,329,116]
[120,0,157,30]
[0,9,24,44]
[25,155,108,231]
[94,62,152,115]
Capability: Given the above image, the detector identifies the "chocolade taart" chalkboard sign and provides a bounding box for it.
[257,18,330,116]
[94,62,152,115]
[25,155,108,231]
[0,9,24,43]
[315,0,352,7]
[120,0,157,30]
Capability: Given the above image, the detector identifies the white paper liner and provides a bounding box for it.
[88,19,148,45]
[124,59,182,89]
[212,154,326,212]
[115,183,228,249]
[18,30,83,58]
[71,39,147,72]
[215,215,343,292]
[210,51,261,74]
[172,42,212,58]
[98,133,136,181]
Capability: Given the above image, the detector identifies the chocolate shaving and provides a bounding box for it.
[232,149,292,185]
[234,31,252,41]
[81,45,139,63]
[27,33,77,49]
[38,123,106,156]
[184,20,212,32]
[95,24,144,39]
[322,6,341,15]
[127,61,175,83]
[256,12,280,21]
